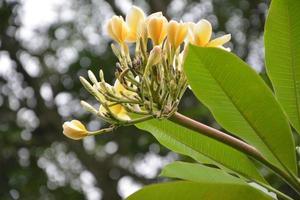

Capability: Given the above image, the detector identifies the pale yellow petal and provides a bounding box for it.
[126,6,145,29]
[120,19,129,42]
[109,104,130,121]
[167,20,178,48]
[110,16,128,43]
[194,19,212,46]
[126,6,145,42]
[147,17,160,45]
[109,104,122,114]
[187,22,197,44]
[111,17,122,39]
[175,23,188,48]
[107,20,118,41]
[114,79,126,94]
[217,45,231,51]
[113,79,136,97]
[146,12,163,24]
[207,34,231,47]
[71,120,87,131]
[117,112,131,121]
[158,17,168,44]
[116,106,131,121]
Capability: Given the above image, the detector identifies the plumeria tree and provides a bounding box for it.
[63,0,300,199]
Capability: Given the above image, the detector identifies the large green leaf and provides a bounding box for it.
[265,0,300,134]
[126,181,274,200]
[136,119,266,183]
[184,45,297,174]
[160,161,246,184]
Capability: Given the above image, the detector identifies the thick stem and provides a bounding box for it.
[169,112,300,197]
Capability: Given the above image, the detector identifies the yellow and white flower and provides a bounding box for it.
[147,14,168,45]
[63,120,88,140]
[189,19,231,50]
[167,20,188,49]
[107,16,129,43]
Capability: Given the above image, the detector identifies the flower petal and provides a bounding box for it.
[194,19,212,46]
[126,6,145,42]
[207,34,231,47]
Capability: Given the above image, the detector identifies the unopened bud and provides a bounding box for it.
[147,46,162,67]
[111,43,121,58]
[80,76,97,96]
[62,120,88,140]
[88,70,98,85]
[81,100,98,115]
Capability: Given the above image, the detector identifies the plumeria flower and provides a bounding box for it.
[63,120,88,140]
[147,14,168,45]
[189,19,231,50]
[107,16,129,44]
[167,20,188,50]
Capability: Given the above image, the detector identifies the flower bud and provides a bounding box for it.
[147,46,162,67]
[107,16,129,43]
[63,120,88,140]
[167,20,188,49]
[81,100,98,115]
[147,15,168,45]
[126,6,146,42]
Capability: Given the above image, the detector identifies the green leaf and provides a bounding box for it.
[160,161,246,184]
[136,119,266,183]
[265,0,300,134]
[126,181,274,200]
[184,45,297,174]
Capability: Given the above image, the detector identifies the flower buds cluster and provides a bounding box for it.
[63,6,231,139]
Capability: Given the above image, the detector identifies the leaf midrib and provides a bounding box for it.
[286,1,300,131]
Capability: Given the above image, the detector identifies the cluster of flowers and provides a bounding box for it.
[63,6,231,140]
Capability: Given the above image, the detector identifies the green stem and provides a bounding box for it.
[121,115,154,126]
[88,126,116,136]
[169,112,300,197]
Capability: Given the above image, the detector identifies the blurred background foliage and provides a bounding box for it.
[0,0,275,199]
